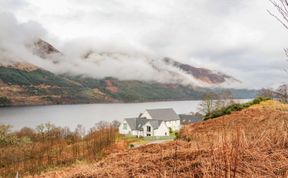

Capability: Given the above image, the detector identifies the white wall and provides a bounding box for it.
[119,120,132,135]
[165,120,181,132]
[137,131,144,137]
[131,130,139,136]
[142,121,170,137]
[142,122,154,136]
[141,111,152,119]
[119,113,181,137]
[154,122,170,136]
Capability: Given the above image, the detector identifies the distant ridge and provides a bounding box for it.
[0,40,257,106]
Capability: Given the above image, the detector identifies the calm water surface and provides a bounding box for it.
[0,100,249,131]
[0,100,202,131]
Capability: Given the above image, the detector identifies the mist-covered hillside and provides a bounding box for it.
[0,39,258,106]
[0,64,257,106]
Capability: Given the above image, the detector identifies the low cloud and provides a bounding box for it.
[0,12,210,87]
[0,12,47,66]
[1,0,288,89]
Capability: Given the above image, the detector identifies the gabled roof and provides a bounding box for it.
[146,108,180,121]
[179,114,202,123]
[125,117,148,130]
[124,118,165,130]
[147,120,164,130]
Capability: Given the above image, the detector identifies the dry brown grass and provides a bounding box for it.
[0,126,118,177]
[39,100,288,178]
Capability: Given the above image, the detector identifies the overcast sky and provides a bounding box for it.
[0,0,288,89]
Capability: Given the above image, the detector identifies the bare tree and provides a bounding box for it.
[258,88,274,98]
[111,120,121,128]
[267,2,288,96]
[198,92,218,115]
[75,124,85,138]
[269,1,288,89]
[89,121,110,133]
[275,84,288,102]
[215,90,234,110]
[269,1,288,69]
[268,0,288,30]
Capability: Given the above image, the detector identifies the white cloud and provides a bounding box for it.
[0,0,288,88]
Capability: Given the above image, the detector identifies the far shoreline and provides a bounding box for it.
[0,97,253,109]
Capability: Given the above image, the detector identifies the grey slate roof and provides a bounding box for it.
[146,108,180,121]
[124,108,181,131]
[179,114,202,124]
[125,118,164,130]
[148,120,163,130]
[125,117,148,130]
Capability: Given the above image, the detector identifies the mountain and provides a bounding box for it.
[0,65,114,106]
[33,39,61,57]
[0,40,257,106]
[82,49,239,86]
[0,65,256,106]
[30,39,62,64]
[162,57,240,84]
[33,39,239,86]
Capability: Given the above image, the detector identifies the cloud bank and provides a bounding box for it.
[0,0,288,89]
[0,12,210,87]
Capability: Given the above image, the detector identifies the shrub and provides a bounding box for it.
[168,127,173,134]
[0,97,12,106]
[0,122,118,177]
[205,97,270,120]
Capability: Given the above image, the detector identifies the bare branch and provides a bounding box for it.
[267,10,288,29]
[285,48,288,56]
[268,0,288,29]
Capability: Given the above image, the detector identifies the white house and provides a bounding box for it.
[119,108,182,137]
[141,108,182,131]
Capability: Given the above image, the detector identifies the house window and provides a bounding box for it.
[123,123,127,130]
[147,126,151,132]
[147,133,151,136]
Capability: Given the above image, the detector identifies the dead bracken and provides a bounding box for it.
[38,100,288,178]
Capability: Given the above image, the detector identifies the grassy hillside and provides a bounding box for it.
[0,67,112,105]
[0,66,76,86]
[70,77,203,102]
[0,66,257,106]
[68,76,257,102]
[39,100,288,177]
[204,97,270,120]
